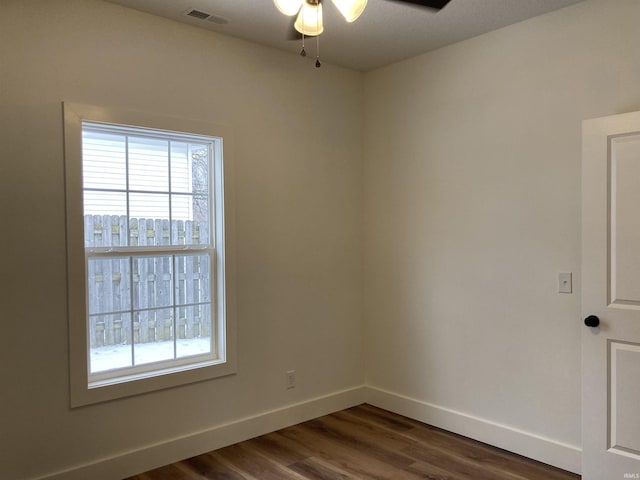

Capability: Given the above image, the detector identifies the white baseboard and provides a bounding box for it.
[365,386,581,475]
[33,385,581,479]
[34,386,366,480]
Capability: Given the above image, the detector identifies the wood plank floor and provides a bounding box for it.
[126,404,580,480]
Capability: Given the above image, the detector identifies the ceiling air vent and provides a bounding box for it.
[185,9,211,20]
[184,8,229,25]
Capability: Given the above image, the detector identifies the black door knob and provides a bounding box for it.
[584,315,600,327]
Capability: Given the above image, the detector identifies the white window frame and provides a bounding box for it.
[64,103,236,407]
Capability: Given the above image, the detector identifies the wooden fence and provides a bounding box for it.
[85,215,211,348]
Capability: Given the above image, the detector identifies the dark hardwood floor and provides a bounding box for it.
[126,404,580,480]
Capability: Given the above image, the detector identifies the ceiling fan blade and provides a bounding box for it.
[386,0,451,10]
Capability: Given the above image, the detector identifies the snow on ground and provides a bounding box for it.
[90,337,211,373]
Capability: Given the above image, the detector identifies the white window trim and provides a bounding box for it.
[64,102,237,407]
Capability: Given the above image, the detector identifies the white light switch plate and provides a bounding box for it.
[558,272,572,293]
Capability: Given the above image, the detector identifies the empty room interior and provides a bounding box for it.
[1,0,639,479]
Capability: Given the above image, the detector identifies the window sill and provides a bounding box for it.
[72,357,236,407]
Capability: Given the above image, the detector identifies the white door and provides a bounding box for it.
[582,111,640,479]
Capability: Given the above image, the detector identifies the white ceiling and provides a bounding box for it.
[105,0,585,71]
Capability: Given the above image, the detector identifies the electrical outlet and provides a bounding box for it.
[286,370,296,390]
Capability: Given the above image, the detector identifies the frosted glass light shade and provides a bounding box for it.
[332,0,367,22]
[294,2,324,36]
[274,0,305,16]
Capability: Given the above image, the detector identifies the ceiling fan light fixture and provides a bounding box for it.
[331,0,367,22]
[274,0,305,16]
[294,2,324,36]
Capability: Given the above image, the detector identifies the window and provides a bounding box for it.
[64,103,236,406]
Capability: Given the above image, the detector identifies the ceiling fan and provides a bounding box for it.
[274,0,451,66]
[274,0,451,36]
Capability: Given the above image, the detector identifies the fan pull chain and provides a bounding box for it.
[315,9,321,67]
[300,3,307,57]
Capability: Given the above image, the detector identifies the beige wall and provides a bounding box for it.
[363,0,639,472]
[0,1,364,479]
